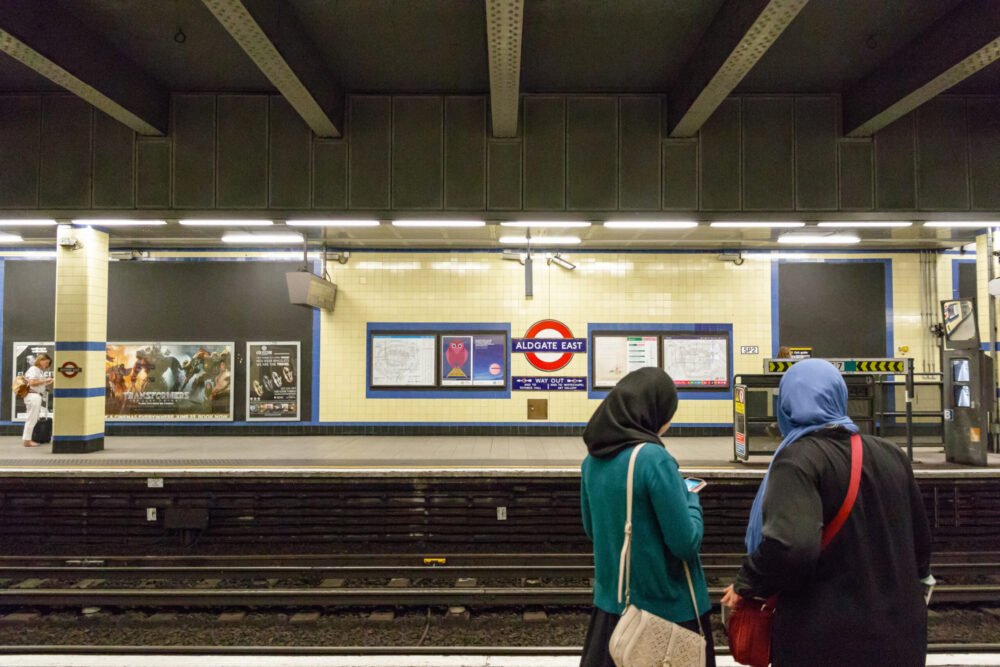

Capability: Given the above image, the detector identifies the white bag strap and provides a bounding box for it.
[616,442,704,638]
[617,443,644,607]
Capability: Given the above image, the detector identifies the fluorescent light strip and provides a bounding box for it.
[499,236,582,245]
[392,220,485,227]
[0,233,24,242]
[221,233,304,244]
[604,221,698,229]
[72,219,167,227]
[777,234,861,245]
[286,220,380,227]
[499,221,591,228]
[924,221,1000,228]
[179,219,274,227]
[0,219,57,226]
[711,222,805,228]
[817,221,911,228]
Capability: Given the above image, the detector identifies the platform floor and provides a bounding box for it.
[0,435,996,473]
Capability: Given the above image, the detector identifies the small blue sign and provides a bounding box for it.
[512,338,587,353]
[513,376,587,391]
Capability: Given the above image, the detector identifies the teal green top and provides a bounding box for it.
[581,443,711,621]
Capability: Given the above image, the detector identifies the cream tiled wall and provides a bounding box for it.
[319,251,948,426]
[0,248,966,427]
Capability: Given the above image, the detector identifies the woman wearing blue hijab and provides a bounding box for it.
[723,359,932,666]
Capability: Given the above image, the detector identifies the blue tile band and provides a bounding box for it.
[54,387,106,398]
[55,342,107,351]
[53,433,104,442]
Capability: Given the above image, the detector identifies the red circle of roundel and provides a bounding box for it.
[59,362,81,378]
[524,319,575,372]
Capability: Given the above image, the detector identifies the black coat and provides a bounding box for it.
[735,430,931,667]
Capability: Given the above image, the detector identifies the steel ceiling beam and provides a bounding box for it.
[0,0,167,135]
[202,0,343,138]
[667,0,809,138]
[843,0,1000,138]
[485,0,524,138]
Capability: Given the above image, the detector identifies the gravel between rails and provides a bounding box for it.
[0,606,995,648]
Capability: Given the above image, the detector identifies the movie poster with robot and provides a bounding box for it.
[11,342,55,421]
[246,342,300,421]
[105,343,234,420]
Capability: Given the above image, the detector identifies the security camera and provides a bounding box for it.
[717,250,744,265]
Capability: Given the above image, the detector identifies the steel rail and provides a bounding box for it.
[0,644,998,656]
[0,560,995,580]
[1,584,996,607]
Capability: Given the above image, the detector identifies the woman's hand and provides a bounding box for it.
[721,583,741,609]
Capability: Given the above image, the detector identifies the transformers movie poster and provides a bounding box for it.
[105,343,234,420]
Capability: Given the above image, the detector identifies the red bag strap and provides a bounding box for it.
[820,433,863,549]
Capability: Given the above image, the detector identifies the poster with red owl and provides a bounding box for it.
[441,336,473,386]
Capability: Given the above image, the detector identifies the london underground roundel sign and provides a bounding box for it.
[512,319,587,372]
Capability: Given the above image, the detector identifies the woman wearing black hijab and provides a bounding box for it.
[579,367,715,667]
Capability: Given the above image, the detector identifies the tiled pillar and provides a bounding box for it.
[52,224,108,454]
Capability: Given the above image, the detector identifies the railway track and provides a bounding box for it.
[0,551,995,608]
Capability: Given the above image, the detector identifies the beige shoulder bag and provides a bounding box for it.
[608,443,706,667]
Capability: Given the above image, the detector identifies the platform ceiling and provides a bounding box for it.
[0,0,997,251]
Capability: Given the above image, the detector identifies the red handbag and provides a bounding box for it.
[728,433,863,667]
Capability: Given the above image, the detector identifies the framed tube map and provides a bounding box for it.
[106,343,234,420]
[246,342,301,421]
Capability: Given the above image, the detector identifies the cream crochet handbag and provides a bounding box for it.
[608,443,707,667]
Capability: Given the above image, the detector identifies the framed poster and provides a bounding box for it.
[370,334,437,387]
[592,334,660,389]
[661,333,730,389]
[11,342,55,422]
[105,342,234,421]
[471,333,506,386]
[246,341,301,421]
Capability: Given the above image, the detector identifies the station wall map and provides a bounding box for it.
[590,329,731,391]
[368,329,508,392]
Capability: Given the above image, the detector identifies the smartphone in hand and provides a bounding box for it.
[685,477,707,493]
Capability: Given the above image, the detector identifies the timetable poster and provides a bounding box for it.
[247,342,300,421]
[471,334,506,386]
[106,343,234,420]
[441,336,474,386]
[11,342,55,421]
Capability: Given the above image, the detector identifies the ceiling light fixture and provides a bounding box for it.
[0,232,24,243]
[179,219,274,226]
[72,219,167,227]
[221,232,304,244]
[0,219,57,226]
[499,221,591,228]
[392,220,485,227]
[777,233,861,245]
[604,220,698,229]
[817,221,912,228]
[499,236,581,245]
[711,222,805,228]
[924,221,999,228]
[286,219,380,227]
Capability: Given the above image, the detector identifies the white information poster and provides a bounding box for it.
[593,336,628,387]
[662,336,729,387]
[594,335,660,388]
[371,335,437,387]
